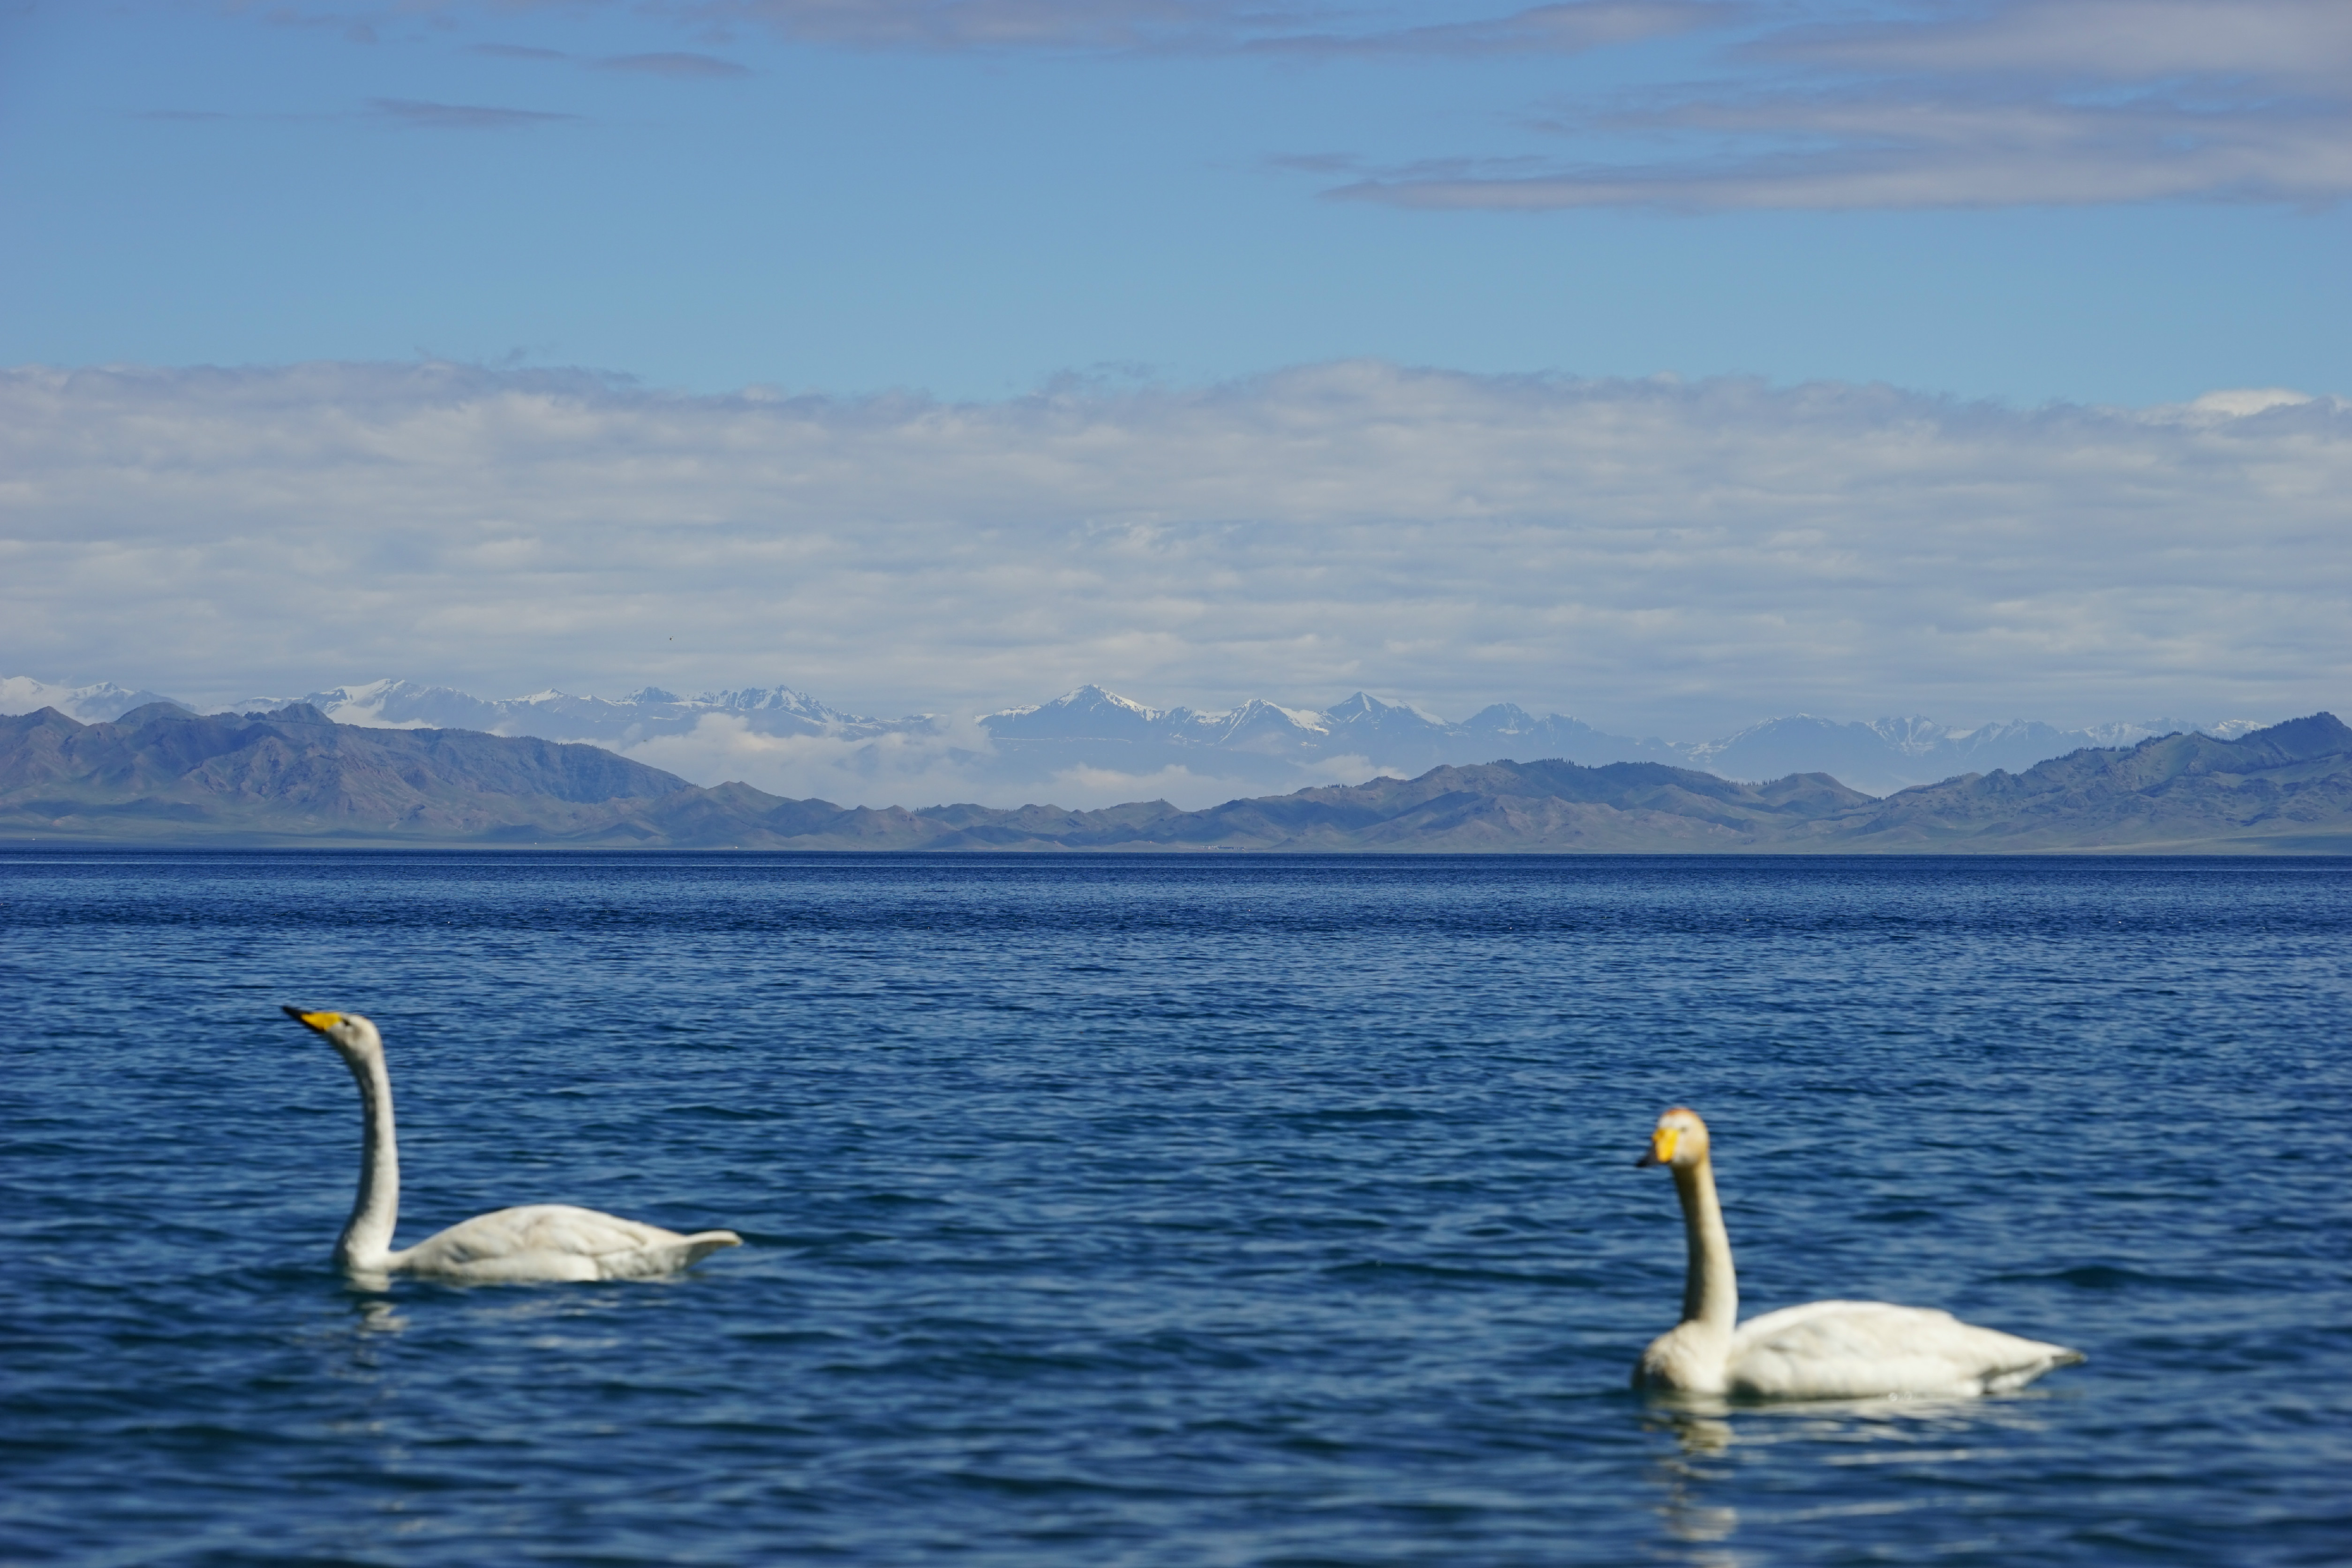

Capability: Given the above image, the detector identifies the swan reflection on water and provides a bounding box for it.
[1648,1409,1741,1558]
[1639,1393,2070,1565]
[351,1297,407,1336]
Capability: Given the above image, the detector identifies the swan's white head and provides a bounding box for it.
[1637,1105,1711,1171]
[284,1006,384,1062]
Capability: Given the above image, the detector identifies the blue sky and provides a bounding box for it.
[2,1,2349,783]
[6,0,2345,403]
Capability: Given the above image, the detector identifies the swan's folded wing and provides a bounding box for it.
[396,1204,739,1282]
[1727,1300,2082,1399]
[593,1229,743,1280]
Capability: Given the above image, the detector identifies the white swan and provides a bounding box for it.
[1634,1106,2081,1399]
[286,1007,741,1284]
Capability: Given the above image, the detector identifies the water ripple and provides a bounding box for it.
[3,852,2349,1565]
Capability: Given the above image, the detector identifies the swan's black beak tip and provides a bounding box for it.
[1635,1151,1660,1168]
[281,1003,308,1021]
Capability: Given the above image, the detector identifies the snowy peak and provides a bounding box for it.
[1866,715,1967,755]
[982,687,1337,746]
[0,677,185,724]
[0,670,2292,802]
[1319,693,1451,743]
[225,678,894,737]
[151,678,931,747]
[986,685,1167,740]
[1319,692,1388,724]
[290,680,508,730]
[2075,717,2204,747]
[973,686,2294,796]
[698,686,859,722]
[1462,702,1538,736]
[983,688,1458,749]
[1211,699,1331,749]
[1322,692,1436,730]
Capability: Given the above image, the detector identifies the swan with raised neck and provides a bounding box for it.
[1634,1106,2081,1400]
[287,1007,741,1284]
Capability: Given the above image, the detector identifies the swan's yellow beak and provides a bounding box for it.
[1636,1125,1679,1168]
[284,1006,342,1033]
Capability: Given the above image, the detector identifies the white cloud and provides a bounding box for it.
[3,358,2347,751]
[597,716,1304,810]
[251,1,2352,208]
[1778,0,2352,85]
[1327,0,2352,209]
[611,713,1000,805]
[595,52,752,78]
[433,0,1712,58]
[0,675,182,724]
[367,97,582,129]
[2177,387,2317,420]
[1032,761,1278,809]
[1336,93,2352,210]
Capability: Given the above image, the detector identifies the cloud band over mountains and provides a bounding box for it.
[5,360,2345,749]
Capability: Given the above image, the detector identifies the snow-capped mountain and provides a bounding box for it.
[0,676,187,724]
[213,678,939,746]
[980,686,1666,788]
[979,687,2264,796]
[0,671,2275,802]
[985,687,1357,755]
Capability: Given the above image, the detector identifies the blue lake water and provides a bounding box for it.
[2,852,2348,1566]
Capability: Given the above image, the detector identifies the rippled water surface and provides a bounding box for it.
[4,852,2349,1566]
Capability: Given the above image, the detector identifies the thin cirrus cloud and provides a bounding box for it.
[241,1,2352,207]
[367,97,581,129]
[452,0,1719,57]
[1236,2,1718,59]
[1331,93,2352,210]
[3,359,2345,746]
[595,52,754,77]
[468,43,571,61]
[1773,0,2352,82]
[1328,0,2352,209]
[465,42,752,77]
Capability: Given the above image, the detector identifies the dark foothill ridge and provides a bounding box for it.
[1,703,2346,853]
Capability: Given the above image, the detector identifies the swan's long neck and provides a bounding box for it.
[1673,1156,1738,1332]
[338,1052,400,1271]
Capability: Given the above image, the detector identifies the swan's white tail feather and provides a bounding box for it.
[1980,1344,2086,1394]
[678,1230,743,1265]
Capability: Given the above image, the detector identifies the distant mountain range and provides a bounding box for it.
[978,685,2259,799]
[0,702,687,844]
[0,672,2267,799]
[5,702,2345,853]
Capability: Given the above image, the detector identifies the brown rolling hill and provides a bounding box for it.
[2,702,2346,852]
[0,702,690,843]
[1807,711,2352,853]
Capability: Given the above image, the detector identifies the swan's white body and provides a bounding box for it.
[1634,1107,2081,1400]
[287,1008,740,1284]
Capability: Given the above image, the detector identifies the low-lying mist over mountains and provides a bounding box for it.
[0,672,2268,807]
